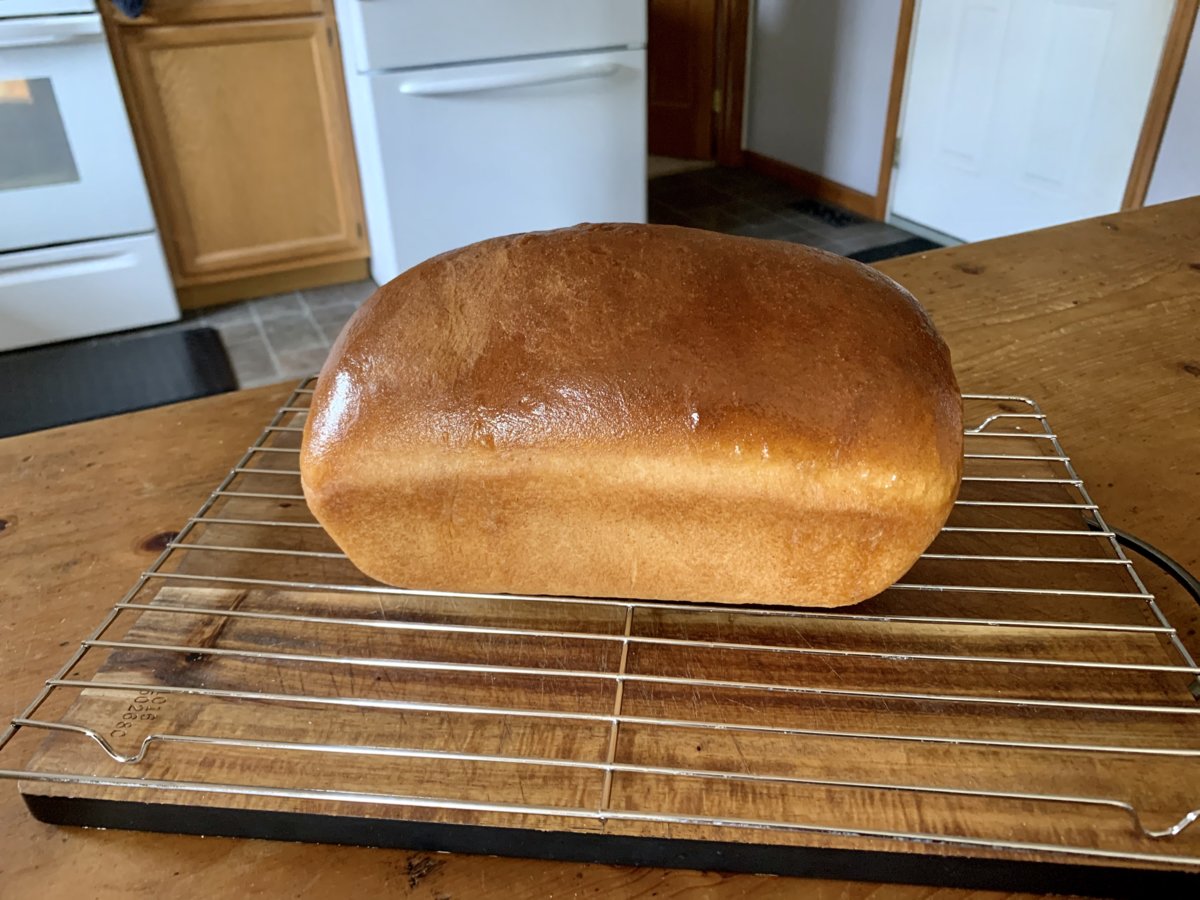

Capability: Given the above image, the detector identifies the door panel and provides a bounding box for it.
[115,15,365,283]
[347,0,646,72]
[938,2,1006,166]
[370,49,647,282]
[648,0,716,159]
[1023,4,1111,185]
[891,0,1174,242]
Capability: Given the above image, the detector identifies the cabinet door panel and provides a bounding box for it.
[118,15,364,283]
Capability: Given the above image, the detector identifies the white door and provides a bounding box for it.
[890,0,1174,242]
[366,48,647,283]
[0,13,156,252]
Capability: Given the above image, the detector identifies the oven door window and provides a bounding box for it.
[0,77,80,191]
[0,13,155,252]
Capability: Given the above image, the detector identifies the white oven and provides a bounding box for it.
[0,0,177,352]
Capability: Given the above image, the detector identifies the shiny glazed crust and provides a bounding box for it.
[301,223,962,607]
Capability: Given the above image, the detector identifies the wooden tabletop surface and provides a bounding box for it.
[2,198,1198,898]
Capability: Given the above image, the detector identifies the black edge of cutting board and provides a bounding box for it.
[23,795,1198,898]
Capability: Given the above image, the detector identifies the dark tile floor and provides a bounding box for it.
[649,165,916,255]
[191,167,920,389]
[182,279,377,389]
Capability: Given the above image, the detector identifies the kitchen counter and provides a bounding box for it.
[2,197,1199,897]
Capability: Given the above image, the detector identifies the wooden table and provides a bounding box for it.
[2,199,1198,898]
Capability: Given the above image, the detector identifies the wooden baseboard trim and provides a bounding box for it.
[743,151,879,220]
[176,258,370,310]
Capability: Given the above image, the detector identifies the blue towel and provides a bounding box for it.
[110,0,145,17]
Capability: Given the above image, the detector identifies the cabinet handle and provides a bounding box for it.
[398,62,621,97]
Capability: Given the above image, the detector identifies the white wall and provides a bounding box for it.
[1146,18,1200,205]
[744,0,902,196]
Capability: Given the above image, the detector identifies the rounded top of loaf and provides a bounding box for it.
[303,223,961,507]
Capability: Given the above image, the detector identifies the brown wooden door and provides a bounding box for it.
[648,0,718,159]
[110,12,366,287]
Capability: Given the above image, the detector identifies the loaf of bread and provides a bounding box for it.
[301,224,962,607]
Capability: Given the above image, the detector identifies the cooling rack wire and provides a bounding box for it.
[2,378,1199,873]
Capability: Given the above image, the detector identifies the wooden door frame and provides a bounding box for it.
[714,0,751,166]
[875,0,1199,223]
[874,0,917,221]
[1122,0,1199,208]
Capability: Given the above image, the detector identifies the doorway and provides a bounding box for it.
[647,0,749,171]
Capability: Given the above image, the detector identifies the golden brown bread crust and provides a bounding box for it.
[301,223,962,607]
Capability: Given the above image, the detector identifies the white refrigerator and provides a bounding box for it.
[334,0,648,285]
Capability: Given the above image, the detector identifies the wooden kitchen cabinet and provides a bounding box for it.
[101,1,368,308]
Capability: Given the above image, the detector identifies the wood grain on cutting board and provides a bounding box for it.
[3,198,1200,897]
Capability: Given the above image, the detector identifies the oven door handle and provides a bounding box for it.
[0,13,104,49]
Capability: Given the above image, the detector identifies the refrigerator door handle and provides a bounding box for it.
[398,61,621,97]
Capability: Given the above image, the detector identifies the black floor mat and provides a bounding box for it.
[848,237,943,264]
[0,326,236,439]
[787,198,867,228]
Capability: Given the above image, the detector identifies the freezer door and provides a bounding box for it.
[365,49,647,283]
[339,0,647,73]
[0,233,178,351]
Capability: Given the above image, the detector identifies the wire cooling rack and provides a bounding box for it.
[3,379,1199,890]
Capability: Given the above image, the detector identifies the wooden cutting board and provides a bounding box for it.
[11,391,1200,892]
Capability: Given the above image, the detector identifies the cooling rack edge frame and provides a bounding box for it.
[5,378,1200,897]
